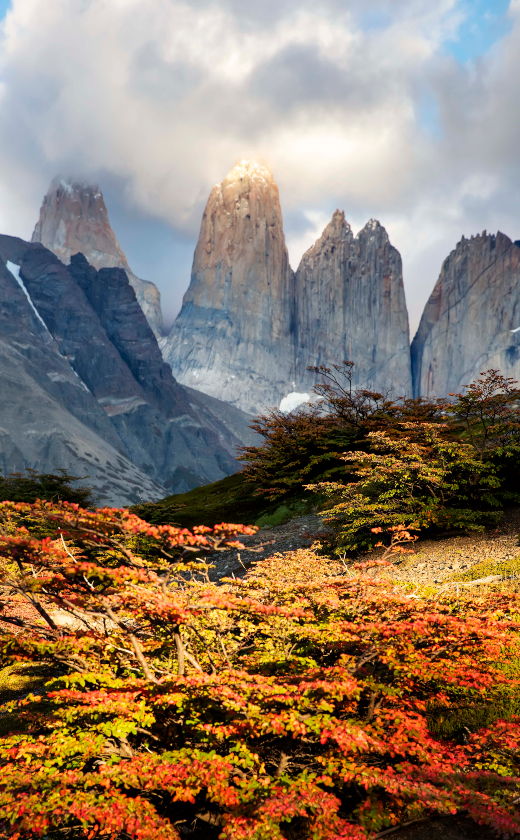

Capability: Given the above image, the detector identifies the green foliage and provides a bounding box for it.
[299,370,520,554]
[0,468,94,507]
[428,639,520,742]
[131,472,269,528]
[0,663,62,736]
[445,557,520,585]
[240,362,444,502]
[427,689,520,742]
[0,502,520,839]
[255,501,308,528]
[445,370,520,461]
[314,423,505,554]
[131,472,315,530]
[0,662,55,705]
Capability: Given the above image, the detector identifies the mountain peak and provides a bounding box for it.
[299,210,352,266]
[222,159,273,187]
[163,159,294,414]
[358,218,386,237]
[52,176,101,198]
[32,176,129,271]
[32,176,163,338]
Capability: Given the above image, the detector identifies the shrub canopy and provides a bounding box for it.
[0,502,519,839]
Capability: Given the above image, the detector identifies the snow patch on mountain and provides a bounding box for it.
[7,262,49,332]
[279,392,310,413]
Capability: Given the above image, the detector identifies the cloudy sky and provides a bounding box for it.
[0,0,518,334]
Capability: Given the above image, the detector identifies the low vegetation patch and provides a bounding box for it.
[131,471,316,529]
[2,366,520,838]
[0,502,519,839]
[445,556,520,585]
[0,468,94,507]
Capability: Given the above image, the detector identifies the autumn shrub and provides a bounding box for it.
[0,503,520,838]
[240,367,520,548]
[310,371,520,554]
[312,422,507,554]
[239,362,444,502]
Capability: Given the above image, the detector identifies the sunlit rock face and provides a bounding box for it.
[32,177,163,338]
[164,161,413,414]
[294,211,412,397]
[411,231,520,398]
[163,160,296,415]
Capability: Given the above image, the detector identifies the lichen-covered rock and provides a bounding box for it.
[163,160,296,415]
[32,177,163,338]
[294,211,412,397]
[411,231,520,397]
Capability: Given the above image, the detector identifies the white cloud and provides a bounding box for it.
[0,0,518,335]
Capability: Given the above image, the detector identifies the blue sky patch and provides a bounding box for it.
[447,0,512,62]
[416,90,442,139]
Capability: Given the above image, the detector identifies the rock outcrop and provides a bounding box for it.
[0,235,258,501]
[163,162,412,413]
[32,177,163,338]
[411,231,520,398]
[294,211,412,396]
[0,256,165,506]
[163,160,296,415]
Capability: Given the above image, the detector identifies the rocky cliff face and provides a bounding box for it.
[294,211,412,396]
[0,255,165,506]
[0,235,257,500]
[32,178,163,338]
[163,160,296,415]
[164,163,412,413]
[410,231,520,398]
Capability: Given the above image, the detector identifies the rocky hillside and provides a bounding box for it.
[0,254,163,506]
[163,161,412,414]
[0,235,258,505]
[411,231,520,397]
[32,177,163,338]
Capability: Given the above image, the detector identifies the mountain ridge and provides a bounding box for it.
[32,177,163,338]
[410,230,520,398]
[0,233,258,504]
[163,160,412,413]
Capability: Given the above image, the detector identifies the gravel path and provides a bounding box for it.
[374,508,520,587]
[208,509,520,587]
[208,513,326,581]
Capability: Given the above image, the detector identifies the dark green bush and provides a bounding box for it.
[0,469,94,507]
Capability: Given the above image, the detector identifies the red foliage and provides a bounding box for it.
[0,502,518,839]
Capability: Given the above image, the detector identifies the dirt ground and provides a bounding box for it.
[208,513,326,580]
[208,509,520,587]
[386,814,500,839]
[375,508,520,588]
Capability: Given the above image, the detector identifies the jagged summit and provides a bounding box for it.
[222,159,273,186]
[300,211,352,264]
[162,159,295,414]
[32,176,129,270]
[294,210,412,396]
[411,230,520,398]
[163,162,413,412]
[32,176,163,338]
[299,215,390,269]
